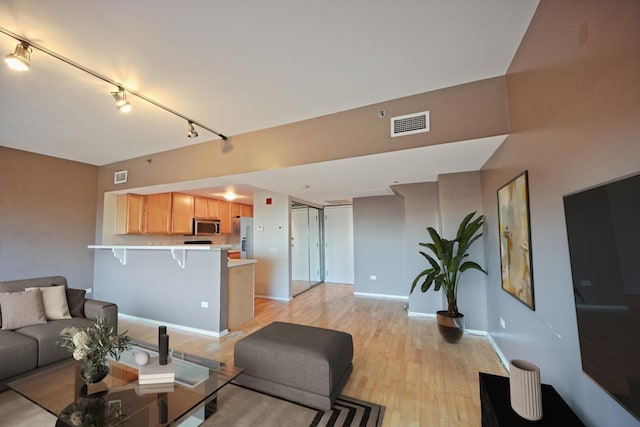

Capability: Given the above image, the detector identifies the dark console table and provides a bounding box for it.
[479,372,584,426]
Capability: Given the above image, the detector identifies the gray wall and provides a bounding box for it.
[481,0,640,425]
[437,172,487,331]
[0,146,97,289]
[93,248,227,333]
[353,195,405,296]
[362,174,488,331]
[393,182,442,314]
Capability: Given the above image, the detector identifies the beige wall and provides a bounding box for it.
[481,0,640,425]
[93,76,509,242]
[95,77,508,190]
[0,146,98,288]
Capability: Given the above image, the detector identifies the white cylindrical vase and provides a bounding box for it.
[509,359,543,421]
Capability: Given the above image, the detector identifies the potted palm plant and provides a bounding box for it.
[410,211,487,343]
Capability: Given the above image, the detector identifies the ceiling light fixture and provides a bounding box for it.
[223,192,238,201]
[0,26,227,140]
[111,87,132,113]
[4,42,31,71]
[187,121,198,138]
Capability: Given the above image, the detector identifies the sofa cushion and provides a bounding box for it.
[17,317,93,366]
[0,330,38,381]
[65,288,86,318]
[0,289,47,330]
[0,276,67,294]
[26,285,71,320]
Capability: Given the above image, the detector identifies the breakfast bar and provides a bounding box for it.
[89,244,256,337]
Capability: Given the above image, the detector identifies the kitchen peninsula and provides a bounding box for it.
[89,244,256,337]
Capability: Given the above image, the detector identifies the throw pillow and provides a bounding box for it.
[65,287,86,317]
[26,285,72,320]
[0,289,48,330]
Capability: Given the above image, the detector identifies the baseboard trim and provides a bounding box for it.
[118,313,229,338]
[407,311,436,318]
[353,292,408,301]
[486,332,509,371]
[408,312,488,334]
[255,294,292,302]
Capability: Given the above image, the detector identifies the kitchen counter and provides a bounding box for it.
[228,258,257,268]
[227,259,256,329]
[89,244,232,268]
[89,243,229,336]
[88,244,232,250]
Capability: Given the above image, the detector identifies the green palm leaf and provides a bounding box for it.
[410,212,487,318]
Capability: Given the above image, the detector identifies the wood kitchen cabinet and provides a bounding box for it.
[115,193,145,234]
[194,196,221,220]
[143,192,194,235]
[229,202,253,219]
[170,193,194,234]
[194,197,208,219]
[219,200,232,234]
[206,198,221,220]
[137,192,247,235]
[144,192,172,234]
[230,202,242,218]
[240,204,253,217]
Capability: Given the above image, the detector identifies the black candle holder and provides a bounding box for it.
[159,333,169,365]
[158,326,167,344]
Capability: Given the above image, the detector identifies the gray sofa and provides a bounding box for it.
[0,276,118,391]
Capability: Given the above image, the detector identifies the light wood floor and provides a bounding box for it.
[119,283,507,426]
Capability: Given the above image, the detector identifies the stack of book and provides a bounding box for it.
[138,357,175,385]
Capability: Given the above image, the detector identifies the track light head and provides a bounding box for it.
[5,42,31,71]
[111,87,131,112]
[187,121,198,138]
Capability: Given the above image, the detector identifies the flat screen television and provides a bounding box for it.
[563,173,640,421]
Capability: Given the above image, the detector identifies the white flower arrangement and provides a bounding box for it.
[58,316,130,384]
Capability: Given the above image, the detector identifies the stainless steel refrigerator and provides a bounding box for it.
[231,216,254,258]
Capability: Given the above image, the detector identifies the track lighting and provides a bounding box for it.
[111,88,132,113]
[0,25,228,141]
[4,42,31,71]
[187,121,198,138]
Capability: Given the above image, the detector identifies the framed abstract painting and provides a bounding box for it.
[497,171,535,310]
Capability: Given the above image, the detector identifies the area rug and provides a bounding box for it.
[204,383,384,427]
[0,384,384,427]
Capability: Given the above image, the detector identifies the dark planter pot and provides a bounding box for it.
[436,311,465,343]
[80,363,110,385]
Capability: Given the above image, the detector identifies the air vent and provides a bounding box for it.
[114,170,128,184]
[391,111,430,137]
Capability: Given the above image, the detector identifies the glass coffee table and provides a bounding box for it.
[8,340,243,426]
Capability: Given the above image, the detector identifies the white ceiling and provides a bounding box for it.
[0,1,538,204]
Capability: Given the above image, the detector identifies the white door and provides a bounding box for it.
[324,205,354,284]
[291,208,310,281]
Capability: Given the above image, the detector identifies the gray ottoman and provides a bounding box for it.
[233,321,353,410]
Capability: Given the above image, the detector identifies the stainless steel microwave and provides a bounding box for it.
[192,218,221,235]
